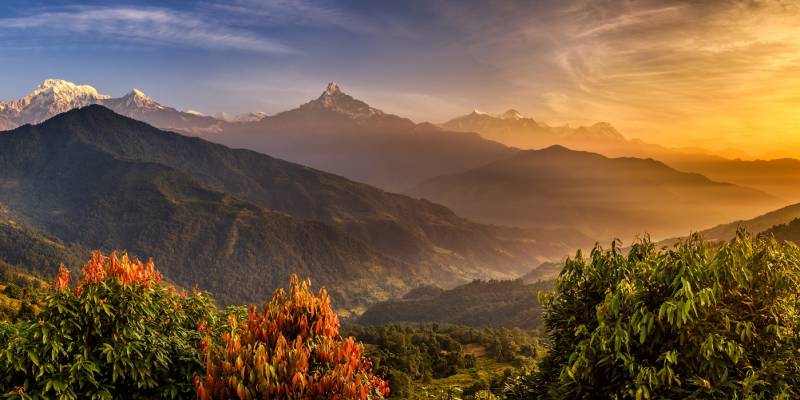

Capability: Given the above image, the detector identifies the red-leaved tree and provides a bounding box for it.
[195,275,390,399]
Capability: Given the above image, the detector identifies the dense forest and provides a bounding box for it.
[2,230,800,398]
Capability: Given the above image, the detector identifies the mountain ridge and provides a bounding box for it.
[407,145,781,240]
[212,83,518,191]
[0,79,224,134]
[0,105,594,310]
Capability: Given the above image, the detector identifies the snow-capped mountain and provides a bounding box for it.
[102,89,164,113]
[210,82,515,191]
[0,79,224,134]
[441,109,723,164]
[0,79,110,125]
[500,109,524,120]
[213,111,268,122]
[289,81,385,120]
[442,109,627,150]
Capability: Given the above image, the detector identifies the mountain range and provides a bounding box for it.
[3,78,800,317]
[209,82,517,191]
[0,79,223,134]
[0,105,594,312]
[441,110,724,162]
[8,79,800,206]
[442,110,800,203]
[407,145,781,240]
[443,110,626,149]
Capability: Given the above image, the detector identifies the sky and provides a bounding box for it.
[0,0,799,157]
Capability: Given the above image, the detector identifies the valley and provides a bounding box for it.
[3,1,800,398]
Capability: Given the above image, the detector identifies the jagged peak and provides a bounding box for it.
[323,81,341,96]
[119,88,162,109]
[127,88,148,98]
[31,78,109,99]
[38,78,73,89]
[501,109,524,120]
[304,81,383,119]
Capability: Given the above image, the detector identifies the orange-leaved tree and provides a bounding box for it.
[0,252,216,399]
[195,274,390,399]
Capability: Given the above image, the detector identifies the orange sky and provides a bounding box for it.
[1,0,798,160]
[481,1,800,159]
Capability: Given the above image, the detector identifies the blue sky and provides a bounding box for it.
[1,0,799,156]
[0,0,503,120]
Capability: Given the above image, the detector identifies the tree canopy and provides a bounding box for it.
[508,231,800,399]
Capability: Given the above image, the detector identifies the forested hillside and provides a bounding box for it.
[359,279,553,329]
[0,106,593,309]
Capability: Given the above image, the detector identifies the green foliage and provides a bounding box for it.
[508,231,800,399]
[764,217,800,243]
[0,253,217,399]
[0,264,44,323]
[345,324,540,399]
[359,279,553,330]
[0,222,88,280]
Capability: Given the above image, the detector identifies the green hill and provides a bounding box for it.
[358,279,553,329]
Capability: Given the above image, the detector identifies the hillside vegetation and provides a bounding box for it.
[0,106,593,309]
[345,324,541,399]
[0,253,389,399]
[359,279,553,329]
[507,231,800,399]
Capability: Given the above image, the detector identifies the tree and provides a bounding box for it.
[195,275,390,399]
[0,252,216,399]
[509,231,800,399]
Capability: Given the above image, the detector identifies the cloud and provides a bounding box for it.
[212,0,377,33]
[430,0,800,152]
[0,6,295,54]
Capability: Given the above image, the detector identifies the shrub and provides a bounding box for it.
[0,252,216,399]
[509,231,800,399]
[195,275,390,399]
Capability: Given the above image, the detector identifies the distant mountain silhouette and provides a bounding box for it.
[408,145,781,240]
[666,158,800,202]
[442,109,732,162]
[655,202,800,249]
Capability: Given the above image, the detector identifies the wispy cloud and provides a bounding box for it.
[428,0,800,153]
[0,6,295,54]
[212,0,379,34]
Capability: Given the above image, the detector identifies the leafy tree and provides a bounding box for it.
[195,275,390,399]
[508,231,800,399]
[0,252,216,399]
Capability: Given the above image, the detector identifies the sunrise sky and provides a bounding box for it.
[1,0,798,158]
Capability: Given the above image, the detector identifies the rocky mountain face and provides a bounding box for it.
[0,106,593,311]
